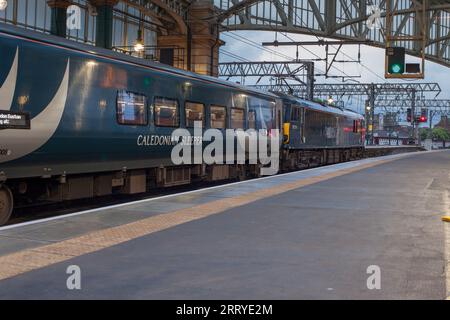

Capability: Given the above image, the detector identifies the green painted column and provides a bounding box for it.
[89,1,119,49]
[47,0,71,37]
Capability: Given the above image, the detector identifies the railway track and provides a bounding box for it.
[7,180,231,227]
[4,146,424,228]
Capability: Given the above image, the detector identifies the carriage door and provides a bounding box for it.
[290,105,302,147]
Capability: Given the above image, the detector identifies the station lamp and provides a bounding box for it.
[386,47,405,75]
[327,96,334,105]
[134,29,144,52]
[364,99,371,112]
[134,42,144,52]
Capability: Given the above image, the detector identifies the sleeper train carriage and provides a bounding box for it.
[0,24,364,224]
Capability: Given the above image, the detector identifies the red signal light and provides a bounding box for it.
[420,109,428,123]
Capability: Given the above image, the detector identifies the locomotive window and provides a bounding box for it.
[291,107,300,121]
[116,91,148,126]
[185,102,205,127]
[248,110,256,129]
[231,108,245,129]
[154,97,179,127]
[210,105,227,129]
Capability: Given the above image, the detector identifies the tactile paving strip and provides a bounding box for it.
[0,159,393,281]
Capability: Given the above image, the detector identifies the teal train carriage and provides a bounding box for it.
[0,23,364,225]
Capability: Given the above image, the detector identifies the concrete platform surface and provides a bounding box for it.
[0,150,449,299]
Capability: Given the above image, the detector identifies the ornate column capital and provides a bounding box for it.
[46,0,72,8]
[88,0,120,7]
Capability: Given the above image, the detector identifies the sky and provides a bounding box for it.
[218,30,450,117]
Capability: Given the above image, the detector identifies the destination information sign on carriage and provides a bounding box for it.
[0,111,30,129]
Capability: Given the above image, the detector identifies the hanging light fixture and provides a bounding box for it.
[134,30,144,52]
[134,19,144,52]
[134,41,144,52]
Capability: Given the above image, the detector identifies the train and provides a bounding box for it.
[0,23,364,225]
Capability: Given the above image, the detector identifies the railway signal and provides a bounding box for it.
[384,46,424,79]
[406,108,412,122]
[419,109,427,123]
[386,47,405,75]
[409,108,427,123]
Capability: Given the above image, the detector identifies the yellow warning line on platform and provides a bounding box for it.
[0,158,394,281]
[443,189,450,300]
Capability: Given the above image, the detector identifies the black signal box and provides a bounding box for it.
[386,47,406,74]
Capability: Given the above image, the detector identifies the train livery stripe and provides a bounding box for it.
[0,156,400,281]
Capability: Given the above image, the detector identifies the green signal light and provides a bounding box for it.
[391,64,402,73]
[386,47,405,76]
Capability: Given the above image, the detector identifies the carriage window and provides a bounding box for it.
[116,91,147,125]
[231,108,245,129]
[233,94,247,109]
[185,102,205,127]
[210,105,227,129]
[248,110,256,129]
[154,97,179,127]
[248,96,275,130]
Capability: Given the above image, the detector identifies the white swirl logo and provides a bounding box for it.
[367,5,382,30]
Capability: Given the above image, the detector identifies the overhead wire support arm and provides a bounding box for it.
[262,39,370,80]
[218,60,316,100]
[250,82,441,99]
[262,40,375,46]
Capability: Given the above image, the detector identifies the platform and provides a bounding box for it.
[0,150,449,299]
[364,145,425,157]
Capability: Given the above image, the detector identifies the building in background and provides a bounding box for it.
[372,112,414,146]
[0,0,222,75]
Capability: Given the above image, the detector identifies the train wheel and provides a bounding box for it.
[0,185,13,226]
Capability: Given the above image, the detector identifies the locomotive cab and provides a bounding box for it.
[283,103,305,148]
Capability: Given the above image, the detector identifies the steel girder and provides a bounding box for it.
[214,0,450,68]
[375,98,450,111]
[251,82,442,97]
[218,60,313,79]
[219,60,315,98]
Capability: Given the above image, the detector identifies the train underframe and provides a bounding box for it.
[281,146,364,171]
[0,146,364,225]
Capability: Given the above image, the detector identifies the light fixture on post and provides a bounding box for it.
[327,96,334,105]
